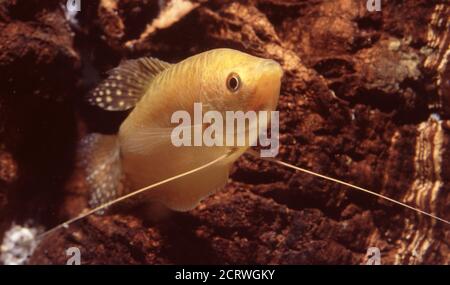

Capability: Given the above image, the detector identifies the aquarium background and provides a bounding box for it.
[0,0,449,265]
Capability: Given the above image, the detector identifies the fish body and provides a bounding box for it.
[83,48,283,211]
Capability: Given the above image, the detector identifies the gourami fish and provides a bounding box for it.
[33,50,450,242]
[82,48,283,211]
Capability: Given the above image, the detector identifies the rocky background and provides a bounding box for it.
[0,0,449,264]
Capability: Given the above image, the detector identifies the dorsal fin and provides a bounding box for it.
[87,57,172,111]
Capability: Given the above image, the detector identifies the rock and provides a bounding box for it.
[0,0,449,264]
[0,0,79,225]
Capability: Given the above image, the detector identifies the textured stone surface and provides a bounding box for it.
[0,0,448,264]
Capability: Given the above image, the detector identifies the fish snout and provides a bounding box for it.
[259,59,284,80]
[251,59,283,111]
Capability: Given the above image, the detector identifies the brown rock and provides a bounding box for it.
[0,0,448,265]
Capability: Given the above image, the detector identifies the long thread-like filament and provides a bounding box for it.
[37,153,230,239]
[246,149,450,226]
[39,148,450,240]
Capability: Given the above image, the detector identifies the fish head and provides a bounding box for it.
[201,49,283,113]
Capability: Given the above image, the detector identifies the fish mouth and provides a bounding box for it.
[259,59,284,80]
[251,59,283,111]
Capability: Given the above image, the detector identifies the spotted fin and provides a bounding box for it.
[87,57,172,111]
[78,133,123,209]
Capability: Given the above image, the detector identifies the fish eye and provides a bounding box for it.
[226,72,241,92]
